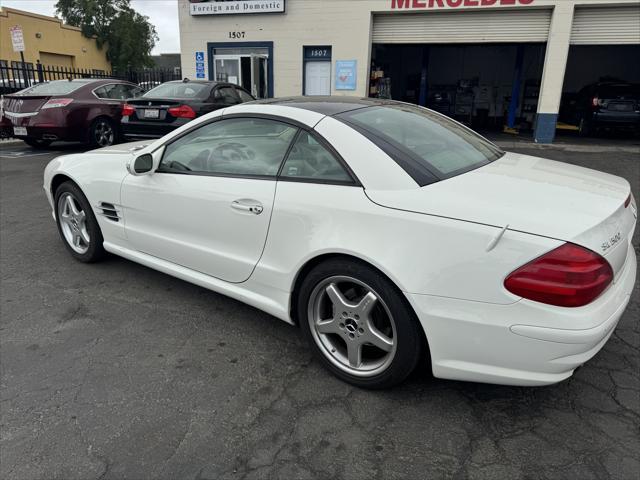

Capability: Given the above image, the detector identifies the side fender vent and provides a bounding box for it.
[98,202,121,222]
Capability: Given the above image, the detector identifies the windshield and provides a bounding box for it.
[17,80,92,95]
[599,85,640,99]
[339,104,503,182]
[144,82,209,99]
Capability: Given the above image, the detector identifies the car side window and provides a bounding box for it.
[280,131,353,183]
[217,86,239,104]
[125,85,143,98]
[93,86,108,98]
[158,118,298,177]
[94,84,132,100]
[236,88,254,103]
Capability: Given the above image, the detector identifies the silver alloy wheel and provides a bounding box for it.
[58,192,90,254]
[308,275,397,377]
[93,120,114,147]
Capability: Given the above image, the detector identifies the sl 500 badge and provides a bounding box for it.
[602,232,622,253]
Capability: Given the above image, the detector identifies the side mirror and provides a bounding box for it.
[127,153,154,176]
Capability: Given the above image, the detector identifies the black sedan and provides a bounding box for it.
[121,80,255,139]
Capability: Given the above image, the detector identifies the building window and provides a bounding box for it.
[303,46,332,96]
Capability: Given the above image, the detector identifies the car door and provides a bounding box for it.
[120,116,299,283]
[93,83,140,119]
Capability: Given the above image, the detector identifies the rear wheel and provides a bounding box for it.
[54,181,106,263]
[89,117,116,148]
[24,138,52,149]
[578,117,592,137]
[298,258,424,389]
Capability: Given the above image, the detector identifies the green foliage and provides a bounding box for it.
[55,0,158,71]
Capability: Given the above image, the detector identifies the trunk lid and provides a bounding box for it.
[3,95,50,114]
[367,152,636,275]
[126,98,184,123]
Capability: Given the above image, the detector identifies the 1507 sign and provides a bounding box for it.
[229,31,246,39]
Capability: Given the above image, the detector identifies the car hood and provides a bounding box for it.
[90,140,152,154]
[366,152,635,272]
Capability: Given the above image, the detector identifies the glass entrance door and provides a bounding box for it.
[211,47,270,99]
[214,57,241,85]
[250,55,268,99]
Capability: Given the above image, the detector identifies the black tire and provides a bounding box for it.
[24,138,52,149]
[578,117,592,137]
[88,117,117,148]
[54,181,106,263]
[298,258,425,389]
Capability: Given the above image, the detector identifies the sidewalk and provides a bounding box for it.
[485,131,640,154]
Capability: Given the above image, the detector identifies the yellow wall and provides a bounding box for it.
[0,7,111,71]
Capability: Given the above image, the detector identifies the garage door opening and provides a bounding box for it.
[370,43,546,132]
[558,45,640,137]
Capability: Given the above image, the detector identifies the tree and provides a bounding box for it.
[55,0,158,71]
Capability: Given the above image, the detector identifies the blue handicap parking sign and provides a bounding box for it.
[195,51,205,62]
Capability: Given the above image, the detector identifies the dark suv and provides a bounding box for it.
[120,80,255,140]
[561,82,640,136]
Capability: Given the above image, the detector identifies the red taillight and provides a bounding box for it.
[591,97,599,108]
[168,105,196,119]
[41,98,73,109]
[624,194,631,208]
[504,243,613,308]
[122,104,135,117]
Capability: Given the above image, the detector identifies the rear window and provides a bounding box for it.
[338,105,503,182]
[144,82,209,99]
[598,85,640,99]
[17,80,91,95]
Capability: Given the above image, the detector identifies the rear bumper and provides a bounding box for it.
[4,110,72,141]
[121,118,188,139]
[406,246,636,386]
[592,111,640,126]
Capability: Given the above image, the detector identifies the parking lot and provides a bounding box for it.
[1,138,638,480]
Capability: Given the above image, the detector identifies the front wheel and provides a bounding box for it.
[298,259,424,389]
[54,181,106,262]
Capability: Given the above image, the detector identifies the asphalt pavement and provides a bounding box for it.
[1,138,639,480]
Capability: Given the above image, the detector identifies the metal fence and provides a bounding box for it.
[0,61,182,94]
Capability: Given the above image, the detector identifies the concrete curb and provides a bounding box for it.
[0,139,24,146]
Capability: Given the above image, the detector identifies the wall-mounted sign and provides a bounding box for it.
[335,60,357,91]
[10,25,25,52]
[195,51,205,78]
[391,0,534,9]
[304,46,332,61]
[190,0,285,16]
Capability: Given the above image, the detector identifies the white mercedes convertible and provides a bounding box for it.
[43,97,637,389]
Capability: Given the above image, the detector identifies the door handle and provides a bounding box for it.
[231,199,263,215]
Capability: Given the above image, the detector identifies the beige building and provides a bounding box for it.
[0,7,111,72]
[178,0,640,143]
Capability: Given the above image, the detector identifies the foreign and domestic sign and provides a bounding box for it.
[10,25,25,52]
[190,0,285,16]
[335,60,357,91]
